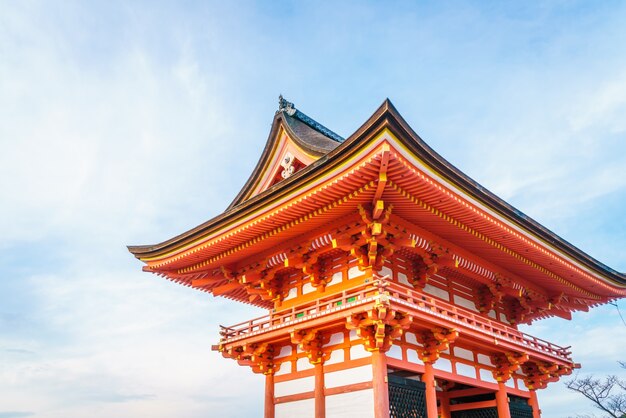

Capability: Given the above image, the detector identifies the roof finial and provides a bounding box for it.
[278,94,296,116]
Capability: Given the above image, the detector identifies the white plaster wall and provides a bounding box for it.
[275,398,315,418]
[326,332,344,346]
[326,349,345,365]
[456,362,476,378]
[434,358,452,373]
[348,266,361,279]
[274,376,314,397]
[328,271,342,286]
[405,332,418,345]
[406,349,423,364]
[326,389,375,418]
[284,287,297,301]
[424,284,449,301]
[379,266,392,278]
[297,357,314,371]
[325,365,372,388]
[454,347,474,361]
[397,272,412,287]
[453,294,479,312]
[275,345,292,359]
[302,282,315,295]
[275,361,292,376]
[349,344,371,359]
[477,353,493,366]
[480,368,497,383]
[387,344,403,360]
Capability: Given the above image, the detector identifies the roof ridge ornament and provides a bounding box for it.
[278,94,296,116]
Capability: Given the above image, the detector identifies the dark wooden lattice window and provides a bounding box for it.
[451,402,533,418]
[388,374,427,418]
[509,402,533,418]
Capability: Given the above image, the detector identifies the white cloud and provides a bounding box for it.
[1,2,625,417]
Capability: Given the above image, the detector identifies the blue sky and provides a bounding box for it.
[1,1,626,417]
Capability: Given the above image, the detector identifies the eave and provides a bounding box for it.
[128,99,626,302]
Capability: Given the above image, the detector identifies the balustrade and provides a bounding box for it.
[218,275,572,362]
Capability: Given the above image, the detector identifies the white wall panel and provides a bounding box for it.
[274,376,314,397]
[456,362,476,378]
[326,349,345,365]
[275,361,292,376]
[454,347,474,361]
[424,284,449,301]
[275,398,315,418]
[434,358,452,373]
[406,349,423,364]
[387,344,403,360]
[327,332,344,346]
[350,344,371,359]
[325,365,372,388]
[297,357,314,371]
[326,389,375,418]
[405,332,418,345]
[453,294,478,312]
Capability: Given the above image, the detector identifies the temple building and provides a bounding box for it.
[128,97,626,418]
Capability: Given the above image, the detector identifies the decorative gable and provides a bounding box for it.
[228,96,344,208]
[249,129,319,197]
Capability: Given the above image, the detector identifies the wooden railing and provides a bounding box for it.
[218,275,572,361]
[219,279,380,340]
[382,279,571,360]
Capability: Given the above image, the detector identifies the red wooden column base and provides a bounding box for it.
[529,390,541,418]
[315,362,325,418]
[439,392,451,418]
[265,372,275,418]
[495,381,511,418]
[372,350,390,418]
[423,362,438,418]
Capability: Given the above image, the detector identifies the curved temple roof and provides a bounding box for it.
[128,97,626,305]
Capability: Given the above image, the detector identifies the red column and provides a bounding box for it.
[423,362,438,418]
[495,381,511,418]
[439,392,451,418]
[372,350,390,418]
[529,390,541,418]
[265,372,275,418]
[315,362,326,418]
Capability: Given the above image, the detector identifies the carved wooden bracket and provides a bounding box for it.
[521,361,574,390]
[290,329,330,365]
[407,242,457,289]
[219,342,281,375]
[346,302,412,352]
[225,263,291,305]
[332,204,417,273]
[475,279,505,313]
[490,351,529,382]
[284,242,333,291]
[416,327,459,363]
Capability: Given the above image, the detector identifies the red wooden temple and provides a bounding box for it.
[129,97,626,418]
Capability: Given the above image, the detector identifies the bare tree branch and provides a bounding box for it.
[566,362,626,418]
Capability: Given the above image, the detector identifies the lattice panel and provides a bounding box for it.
[451,408,498,418]
[451,403,533,418]
[388,375,427,418]
[509,402,533,418]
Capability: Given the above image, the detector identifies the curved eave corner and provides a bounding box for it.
[367,100,626,289]
[127,97,626,293]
